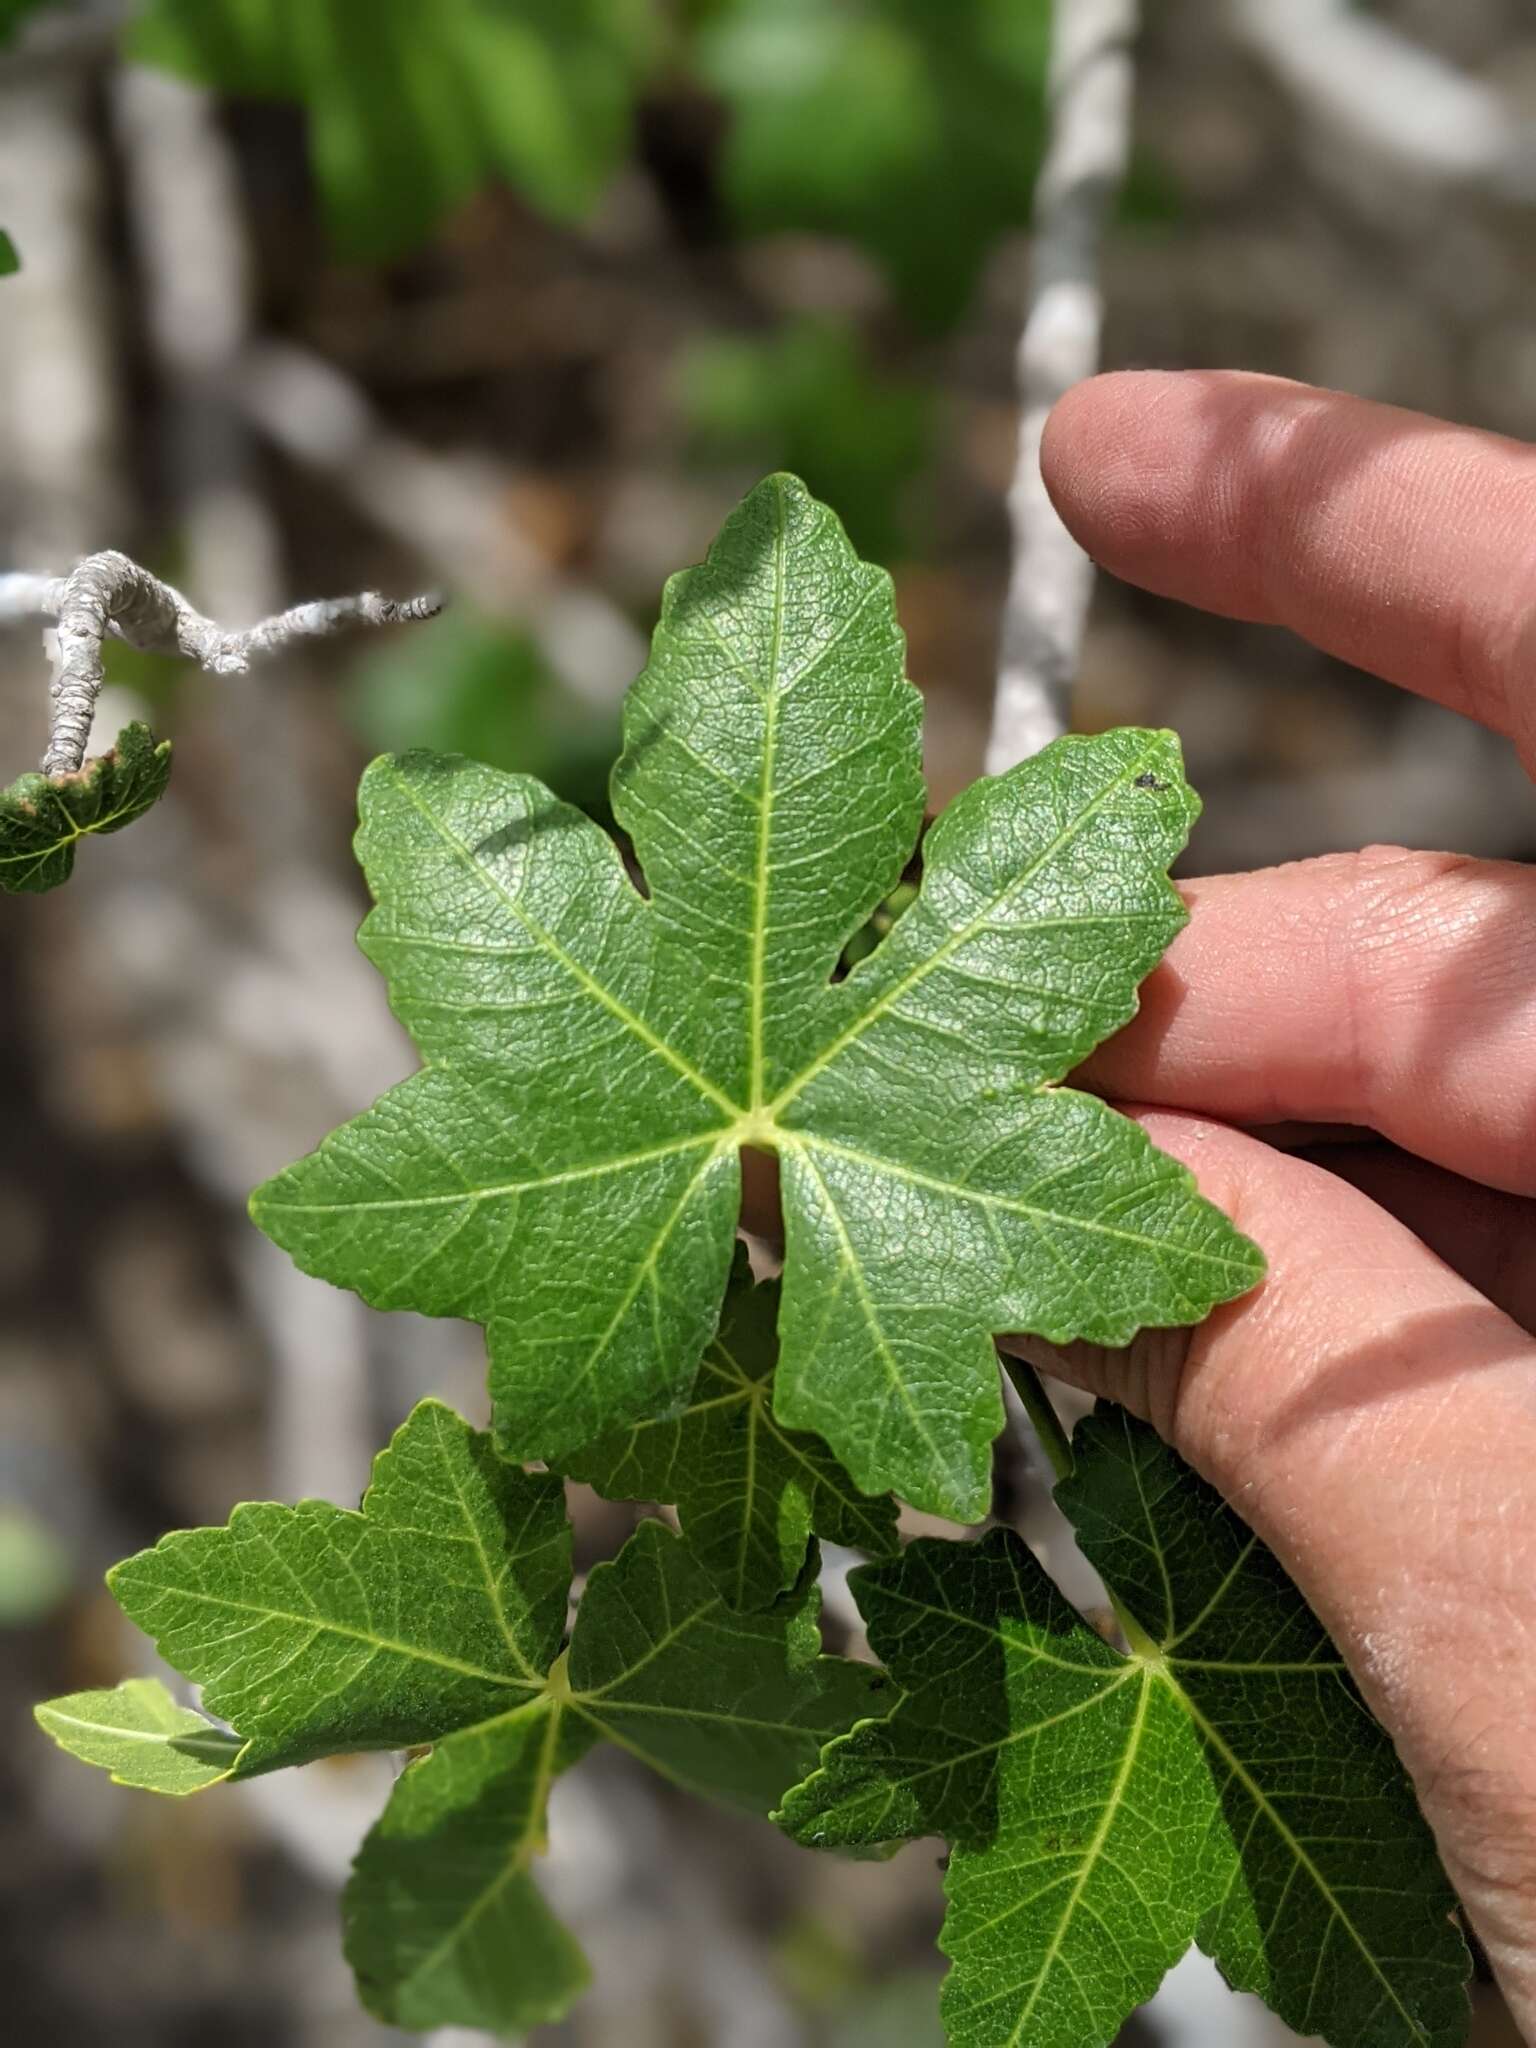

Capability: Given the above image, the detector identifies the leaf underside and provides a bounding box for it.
[252,472,1263,1521]
[779,1407,1470,2048]
[42,1397,882,2037]
[33,1678,239,1794]
[0,724,171,893]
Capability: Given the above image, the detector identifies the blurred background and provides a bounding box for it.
[2,2,1535,2043]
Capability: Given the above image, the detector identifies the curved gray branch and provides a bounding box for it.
[0,553,439,775]
[987,0,1139,775]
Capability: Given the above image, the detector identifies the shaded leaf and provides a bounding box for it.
[345,1699,596,2033]
[564,1249,898,1608]
[34,1678,240,1794]
[43,1395,887,2036]
[0,724,171,894]
[780,1409,1470,2048]
[568,1518,889,1815]
[0,229,17,277]
[253,473,1261,1522]
[106,1399,570,1772]
[133,0,656,259]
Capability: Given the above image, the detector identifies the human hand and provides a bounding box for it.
[1013,369,1536,2032]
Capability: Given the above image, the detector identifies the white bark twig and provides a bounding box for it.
[232,338,647,710]
[1229,0,1536,200]
[986,0,1139,775]
[2,552,439,775]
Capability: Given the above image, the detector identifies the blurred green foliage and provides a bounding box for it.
[120,0,1176,334]
[132,0,658,259]
[699,0,1052,328]
[0,229,18,278]
[347,611,619,812]
[0,1507,71,1626]
[678,316,932,562]
[0,0,48,45]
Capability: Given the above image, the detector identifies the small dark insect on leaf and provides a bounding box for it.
[1133,771,1168,791]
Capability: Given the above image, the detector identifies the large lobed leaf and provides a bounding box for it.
[253,472,1262,1521]
[106,1398,569,1773]
[40,1390,882,2037]
[780,1407,1470,2048]
[563,1249,899,1609]
[133,0,656,259]
[0,724,171,893]
[345,1697,597,2034]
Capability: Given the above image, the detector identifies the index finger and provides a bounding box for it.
[1041,370,1536,770]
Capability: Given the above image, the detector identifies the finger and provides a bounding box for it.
[1008,1109,1536,2020]
[1298,1141,1536,1334]
[1041,370,1536,771]
[1074,847,1536,1195]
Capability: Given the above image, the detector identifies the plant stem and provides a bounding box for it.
[987,0,1139,772]
[1000,1350,1075,1483]
[1001,1352,1165,1662]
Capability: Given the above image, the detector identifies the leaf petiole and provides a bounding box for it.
[1000,1349,1075,1484]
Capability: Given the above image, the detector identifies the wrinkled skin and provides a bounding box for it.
[1010,370,1536,2035]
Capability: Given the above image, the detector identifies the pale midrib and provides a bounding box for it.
[255,1131,717,1216]
[790,1144,949,1477]
[768,744,1162,1117]
[40,1708,238,1760]
[798,1131,1254,1273]
[573,1697,814,1738]
[1160,1531,1259,1653]
[396,1700,561,2001]
[575,1568,718,1703]
[747,479,787,1111]
[1005,1672,1151,2044]
[548,1147,724,1419]
[1,787,151,864]
[842,1668,1137,1797]
[134,1579,534,1692]
[431,1411,542,1684]
[1165,1675,1431,2043]
[384,759,741,1120]
[872,1576,1120,1679]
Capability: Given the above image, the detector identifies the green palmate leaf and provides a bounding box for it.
[107,1399,571,1773]
[133,0,656,259]
[344,1516,883,2031]
[41,1396,882,2036]
[0,724,171,894]
[33,1678,240,1794]
[345,1698,596,2033]
[252,473,1263,1522]
[564,1250,898,1609]
[569,1518,891,1813]
[780,1408,1470,2048]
